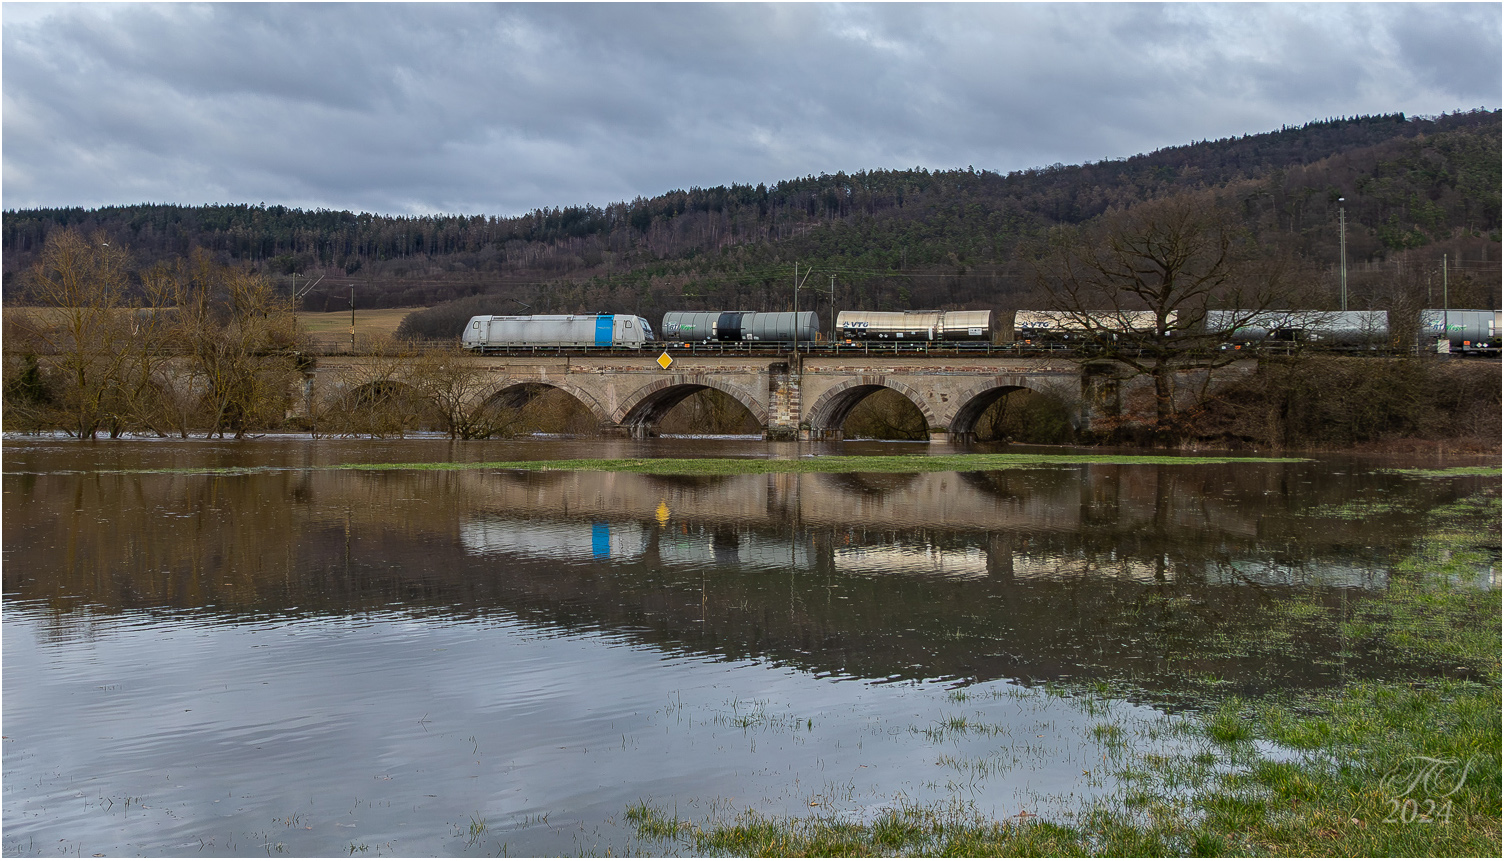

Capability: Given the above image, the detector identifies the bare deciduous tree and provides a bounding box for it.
[162,250,301,438]
[21,229,134,438]
[1029,193,1309,436]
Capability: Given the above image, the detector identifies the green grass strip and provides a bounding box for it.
[1379,466,1501,478]
[84,452,1307,478]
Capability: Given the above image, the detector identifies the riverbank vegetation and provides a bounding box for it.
[624,488,1502,857]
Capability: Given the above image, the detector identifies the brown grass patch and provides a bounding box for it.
[294,308,420,337]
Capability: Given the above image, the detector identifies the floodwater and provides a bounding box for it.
[2,436,1496,856]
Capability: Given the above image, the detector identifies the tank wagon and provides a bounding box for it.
[1206,310,1388,346]
[1420,309,1500,353]
[1012,310,1173,343]
[661,311,819,343]
[462,314,655,351]
[836,310,994,342]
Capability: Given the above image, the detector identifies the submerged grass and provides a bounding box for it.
[1380,466,1502,478]
[85,452,1305,478]
[625,488,1502,857]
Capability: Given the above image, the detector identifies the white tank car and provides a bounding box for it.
[836,310,994,341]
[1011,310,1173,341]
[462,314,655,350]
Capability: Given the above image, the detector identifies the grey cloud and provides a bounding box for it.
[2,2,1499,216]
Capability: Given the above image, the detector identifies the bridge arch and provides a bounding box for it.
[943,375,1038,439]
[349,378,426,405]
[613,375,767,436]
[804,377,939,440]
[474,379,610,426]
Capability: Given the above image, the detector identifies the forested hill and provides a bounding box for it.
[4,109,1499,329]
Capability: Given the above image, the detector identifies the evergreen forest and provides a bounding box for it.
[3,110,1500,340]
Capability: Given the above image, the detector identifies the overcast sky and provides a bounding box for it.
[3,2,1499,217]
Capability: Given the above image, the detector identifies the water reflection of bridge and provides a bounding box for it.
[446,465,1253,534]
[445,466,1392,589]
[11,455,1470,690]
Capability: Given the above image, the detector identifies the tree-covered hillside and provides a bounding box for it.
[4,109,1499,333]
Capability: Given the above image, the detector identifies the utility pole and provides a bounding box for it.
[791,261,813,353]
[290,273,323,324]
[1442,253,1449,351]
[350,286,356,353]
[1337,198,1348,311]
[829,275,836,342]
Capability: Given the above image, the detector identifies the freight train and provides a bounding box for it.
[460,308,1498,355]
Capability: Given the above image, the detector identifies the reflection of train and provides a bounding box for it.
[462,314,655,351]
[460,516,811,571]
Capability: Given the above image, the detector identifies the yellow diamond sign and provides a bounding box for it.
[657,351,674,370]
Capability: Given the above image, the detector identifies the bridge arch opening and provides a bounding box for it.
[617,380,763,438]
[330,380,441,437]
[807,381,935,442]
[950,385,1077,444]
[469,382,599,437]
[656,388,762,436]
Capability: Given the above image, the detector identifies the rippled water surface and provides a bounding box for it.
[3,436,1495,856]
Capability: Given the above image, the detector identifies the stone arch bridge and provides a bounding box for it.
[306,352,1103,442]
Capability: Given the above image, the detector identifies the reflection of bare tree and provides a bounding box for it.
[816,471,920,498]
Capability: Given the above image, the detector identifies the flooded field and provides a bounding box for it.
[2,436,1498,856]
